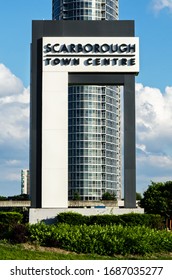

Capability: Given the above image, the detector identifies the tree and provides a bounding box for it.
[136,192,142,200]
[102,192,117,201]
[140,181,172,216]
[72,192,80,201]
[7,194,30,201]
[0,196,7,201]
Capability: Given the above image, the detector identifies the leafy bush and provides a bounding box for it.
[56,212,163,229]
[0,212,24,241]
[57,212,89,225]
[102,192,117,201]
[0,223,10,240]
[28,223,61,247]
[28,223,172,256]
[88,215,123,226]
[0,212,23,225]
[10,224,29,244]
[117,213,163,229]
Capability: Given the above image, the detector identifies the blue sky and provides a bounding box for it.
[0,0,172,197]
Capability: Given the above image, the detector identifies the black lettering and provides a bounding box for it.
[111,44,118,53]
[94,44,100,53]
[94,58,101,65]
[53,58,60,65]
[128,44,135,53]
[100,44,110,53]
[85,58,92,65]
[77,44,83,52]
[102,58,110,65]
[130,58,136,65]
[62,58,71,65]
[45,58,51,65]
[69,44,76,53]
[52,44,60,52]
[111,58,118,65]
[84,44,93,53]
[121,58,127,65]
[119,44,128,53]
[72,58,80,65]
[60,44,69,53]
[45,43,51,53]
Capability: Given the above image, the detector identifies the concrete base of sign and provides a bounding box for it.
[29,207,144,224]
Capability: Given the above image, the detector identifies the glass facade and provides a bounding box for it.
[52,0,119,20]
[52,0,121,201]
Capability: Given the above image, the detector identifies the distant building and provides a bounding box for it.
[21,169,30,195]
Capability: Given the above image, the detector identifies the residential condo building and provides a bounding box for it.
[52,0,122,201]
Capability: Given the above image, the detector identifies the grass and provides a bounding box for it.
[0,242,114,260]
[1,242,172,260]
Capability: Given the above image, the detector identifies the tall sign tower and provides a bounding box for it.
[29,1,139,215]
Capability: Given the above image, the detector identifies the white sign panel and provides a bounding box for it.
[43,37,139,73]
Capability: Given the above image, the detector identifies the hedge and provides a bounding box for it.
[56,212,163,229]
[29,223,172,255]
[0,212,23,225]
[0,212,24,241]
[56,212,89,225]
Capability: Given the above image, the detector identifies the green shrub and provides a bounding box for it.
[0,212,23,225]
[56,212,163,229]
[118,213,163,229]
[102,191,117,201]
[28,223,172,256]
[0,223,10,240]
[88,215,123,226]
[10,224,29,244]
[56,212,89,225]
[28,223,62,247]
[0,212,24,241]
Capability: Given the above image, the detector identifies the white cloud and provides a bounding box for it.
[0,64,24,98]
[136,83,172,192]
[0,64,29,195]
[137,151,172,170]
[152,0,172,12]
[136,151,172,193]
[4,172,21,182]
[136,83,172,154]
[0,64,30,144]
[5,160,21,166]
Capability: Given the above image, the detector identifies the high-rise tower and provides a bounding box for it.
[52,0,121,201]
[52,0,119,20]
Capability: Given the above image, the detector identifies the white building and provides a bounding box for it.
[21,169,30,195]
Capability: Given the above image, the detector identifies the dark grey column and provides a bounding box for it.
[124,75,136,208]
